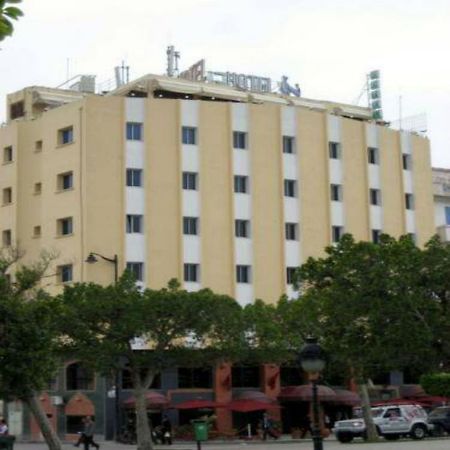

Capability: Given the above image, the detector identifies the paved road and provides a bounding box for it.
[12,437,450,450]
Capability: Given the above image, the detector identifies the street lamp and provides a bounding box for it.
[85,251,120,440]
[299,337,326,450]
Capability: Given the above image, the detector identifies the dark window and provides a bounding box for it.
[182,126,197,145]
[285,223,298,241]
[330,184,343,201]
[232,366,260,388]
[182,172,198,190]
[33,226,41,237]
[370,188,382,206]
[59,127,74,145]
[3,187,12,204]
[35,140,43,152]
[34,182,42,194]
[126,262,144,281]
[405,193,414,210]
[122,370,161,390]
[178,368,212,388]
[283,136,295,154]
[286,267,296,284]
[402,154,412,170]
[234,175,248,193]
[332,226,343,243]
[233,131,247,149]
[183,217,198,235]
[59,264,73,283]
[58,217,73,235]
[66,362,94,390]
[445,206,450,226]
[2,229,11,246]
[66,416,88,434]
[126,122,143,141]
[280,367,302,386]
[329,142,341,159]
[10,101,24,120]
[3,146,13,163]
[126,169,142,187]
[284,179,297,197]
[126,215,143,233]
[58,172,73,190]
[235,219,250,238]
[368,147,379,165]
[184,263,199,282]
[236,265,251,283]
[372,229,382,244]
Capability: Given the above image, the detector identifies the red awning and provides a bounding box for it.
[371,399,429,407]
[279,385,337,402]
[226,399,281,413]
[173,399,225,410]
[234,391,275,403]
[332,389,361,406]
[123,391,168,409]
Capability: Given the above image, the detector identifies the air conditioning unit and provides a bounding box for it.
[51,396,64,406]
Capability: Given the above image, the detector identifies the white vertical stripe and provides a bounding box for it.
[401,131,416,234]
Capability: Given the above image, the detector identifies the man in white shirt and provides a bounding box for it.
[0,419,8,435]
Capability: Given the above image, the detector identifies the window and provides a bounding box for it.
[370,188,382,206]
[330,184,343,201]
[58,126,74,145]
[2,229,11,247]
[234,175,248,194]
[235,219,250,238]
[332,226,343,243]
[3,146,12,163]
[66,362,94,390]
[126,169,143,187]
[35,140,43,152]
[57,172,73,191]
[59,264,73,283]
[284,179,297,197]
[329,142,341,159]
[233,131,247,149]
[126,122,143,141]
[34,182,42,195]
[405,193,414,210]
[402,154,412,170]
[285,223,298,241]
[122,370,160,390]
[183,217,198,235]
[445,206,450,226]
[236,265,251,283]
[178,368,212,389]
[58,217,73,236]
[182,172,198,190]
[10,101,24,120]
[126,262,144,281]
[232,366,260,388]
[184,263,199,282]
[283,136,295,154]
[368,147,379,165]
[33,226,41,237]
[372,229,382,244]
[182,126,197,145]
[286,267,297,284]
[2,187,12,204]
[126,214,143,233]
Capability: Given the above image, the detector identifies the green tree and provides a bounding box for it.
[0,0,23,41]
[0,251,63,450]
[291,234,441,440]
[59,276,245,450]
[420,373,450,397]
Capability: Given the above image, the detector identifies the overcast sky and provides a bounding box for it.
[1,0,449,167]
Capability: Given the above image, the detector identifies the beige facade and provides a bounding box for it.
[0,75,436,302]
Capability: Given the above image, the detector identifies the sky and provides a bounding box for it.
[1,0,449,167]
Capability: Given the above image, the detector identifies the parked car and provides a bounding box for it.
[333,404,433,443]
[428,406,450,436]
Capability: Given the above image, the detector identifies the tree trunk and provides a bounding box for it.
[358,382,378,441]
[134,384,153,450]
[24,393,62,450]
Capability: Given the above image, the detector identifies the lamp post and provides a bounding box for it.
[85,252,120,441]
[299,337,326,450]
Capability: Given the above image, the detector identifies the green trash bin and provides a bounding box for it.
[193,420,208,442]
[0,435,15,450]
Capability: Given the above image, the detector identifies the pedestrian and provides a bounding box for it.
[82,416,100,450]
[261,413,278,440]
[0,419,8,435]
[74,417,86,447]
[161,414,172,445]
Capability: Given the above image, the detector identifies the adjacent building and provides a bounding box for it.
[433,167,450,242]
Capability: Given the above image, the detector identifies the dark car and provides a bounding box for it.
[428,406,450,436]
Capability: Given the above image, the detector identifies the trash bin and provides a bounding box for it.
[193,420,208,442]
[0,435,15,450]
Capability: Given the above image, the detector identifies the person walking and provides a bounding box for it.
[82,416,100,450]
[261,413,278,440]
[161,414,172,445]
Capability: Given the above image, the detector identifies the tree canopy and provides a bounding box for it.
[0,0,23,41]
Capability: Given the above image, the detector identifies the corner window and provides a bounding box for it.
[58,217,73,236]
[283,136,295,154]
[402,154,412,171]
[235,219,250,238]
[34,182,42,195]
[331,184,343,202]
[57,172,73,191]
[286,267,297,284]
[3,146,13,163]
[58,126,74,145]
[182,126,197,145]
[2,229,12,247]
[236,265,251,283]
[33,225,41,238]
[234,175,248,194]
[126,215,143,233]
[285,223,298,241]
[126,122,143,141]
[184,263,199,282]
[332,226,343,243]
[405,193,414,210]
[370,188,382,206]
[126,262,144,281]
[183,217,198,235]
[35,140,43,152]
[284,179,297,198]
[2,187,12,205]
[182,172,198,190]
[368,147,379,165]
[445,206,450,226]
[126,169,143,187]
[233,131,247,149]
[329,142,341,159]
[372,229,382,244]
[59,264,73,283]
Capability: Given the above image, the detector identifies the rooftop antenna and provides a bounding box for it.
[114,60,130,87]
[166,45,180,77]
